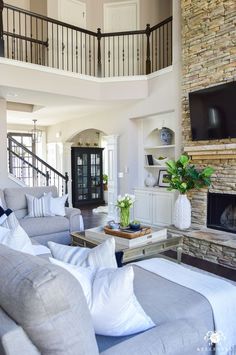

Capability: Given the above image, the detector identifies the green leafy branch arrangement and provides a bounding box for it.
[165,155,214,194]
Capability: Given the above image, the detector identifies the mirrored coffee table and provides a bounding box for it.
[71,226,183,264]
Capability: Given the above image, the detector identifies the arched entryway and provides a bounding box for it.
[64,129,119,220]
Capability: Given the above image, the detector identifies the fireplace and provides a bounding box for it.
[207,192,236,233]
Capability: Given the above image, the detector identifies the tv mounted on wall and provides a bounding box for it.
[189,81,236,141]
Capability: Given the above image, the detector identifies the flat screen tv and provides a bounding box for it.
[189,81,236,141]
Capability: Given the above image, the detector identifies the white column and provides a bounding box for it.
[0,99,8,188]
[106,135,119,220]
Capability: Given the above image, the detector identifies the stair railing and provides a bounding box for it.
[0,0,172,77]
[7,135,69,196]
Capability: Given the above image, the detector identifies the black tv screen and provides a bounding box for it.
[189,81,236,141]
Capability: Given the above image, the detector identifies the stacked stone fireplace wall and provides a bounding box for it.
[182,0,236,227]
[181,0,236,267]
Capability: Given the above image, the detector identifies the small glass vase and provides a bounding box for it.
[119,207,130,228]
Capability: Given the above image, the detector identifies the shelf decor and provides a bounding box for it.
[144,173,156,187]
[158,170,169,187]
[116,194,135,228]
[160,127,173,145]
[165,154,214,230]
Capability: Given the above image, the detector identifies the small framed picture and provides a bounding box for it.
[158,170,169,187]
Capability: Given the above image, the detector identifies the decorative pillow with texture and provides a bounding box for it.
[48,258,155,336]
[0,208,35,255]
[50,194,68,216]
[48,238,117,269]
[25,193,52,218]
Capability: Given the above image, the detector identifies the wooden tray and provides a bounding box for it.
[104,226,152,239]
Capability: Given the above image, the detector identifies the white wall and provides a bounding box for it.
[46,0,172,31]
[0,100,20,188]
[46,68,176,195]
[86,0,172,31]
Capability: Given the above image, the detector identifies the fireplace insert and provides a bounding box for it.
[207,192,236,233]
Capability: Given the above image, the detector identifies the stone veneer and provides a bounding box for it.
[181,0,236,265]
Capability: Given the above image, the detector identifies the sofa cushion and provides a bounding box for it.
[0,244,99,355]
[20,216,69,237]
[4,186,58,219]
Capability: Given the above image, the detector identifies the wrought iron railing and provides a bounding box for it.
[7,135,69,196]
[0,0,172,77]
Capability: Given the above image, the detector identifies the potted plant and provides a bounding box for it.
[116,194,135,228]
[165,154,214,230]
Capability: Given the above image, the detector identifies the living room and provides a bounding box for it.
[0,0,236,354]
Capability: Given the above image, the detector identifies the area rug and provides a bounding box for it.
[93,206,108,214]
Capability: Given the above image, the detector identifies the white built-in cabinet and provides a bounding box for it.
[133,187,175,226]
[134,112,177,226]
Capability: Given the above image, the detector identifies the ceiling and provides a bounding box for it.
[1,86,135,126]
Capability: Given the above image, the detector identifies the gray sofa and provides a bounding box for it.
[0,186,82,246]
[0,244,214,355]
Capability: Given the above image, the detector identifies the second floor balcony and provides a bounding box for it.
[0,1,172,78]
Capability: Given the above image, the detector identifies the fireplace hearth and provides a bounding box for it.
[207,192,236,233]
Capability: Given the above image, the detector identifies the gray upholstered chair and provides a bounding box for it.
[0,186,82,245]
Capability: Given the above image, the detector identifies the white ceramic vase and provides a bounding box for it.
[144,173,156,187]
[173,194,191,230]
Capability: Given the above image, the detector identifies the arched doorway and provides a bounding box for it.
[63,129,119,220]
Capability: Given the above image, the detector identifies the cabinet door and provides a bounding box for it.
[134,191,152,225]
[72,147,104,207]
[73,150,89,204]
[152,192,174,226]
[90,152,102,202]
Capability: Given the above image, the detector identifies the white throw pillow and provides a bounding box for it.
[25,193,52,218]
[0,225,35,255]
[49,258,95,309]
[0,210,35,255]
[48,258,155,336]
[48,238,117,269]
[91,266,155,336]
[50,194,68,216]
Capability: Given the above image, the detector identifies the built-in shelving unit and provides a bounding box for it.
[134,113,177,225]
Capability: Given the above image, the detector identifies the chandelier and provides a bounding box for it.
[31,119,42,143]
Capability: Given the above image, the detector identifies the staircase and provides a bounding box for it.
[7,135,68,196]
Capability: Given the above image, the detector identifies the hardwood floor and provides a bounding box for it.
[80,204,236,282]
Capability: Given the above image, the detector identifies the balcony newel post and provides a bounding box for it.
[145,24,151,75]
[0,0,4,57]
[97,28,102,77]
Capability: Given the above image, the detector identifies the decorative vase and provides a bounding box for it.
[173,194,191,230]
[119,207,130,228]
[160,127,172,145]
[144,173,156,187]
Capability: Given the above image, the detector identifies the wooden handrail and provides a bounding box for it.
[2,2,173,76]
[3,31,48,46]
[4,3,97,37]
[7,148,48,178]
[150,16,172,32]
[8,135,66,179]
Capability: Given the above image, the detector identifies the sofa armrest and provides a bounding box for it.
[0,308,40,355]
[65,207,83,232]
